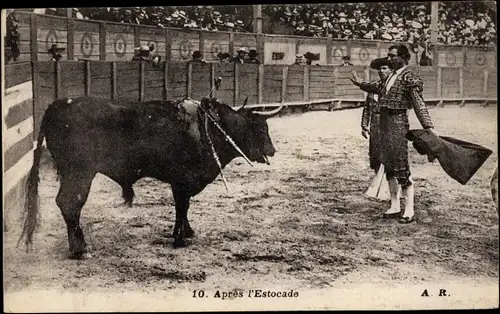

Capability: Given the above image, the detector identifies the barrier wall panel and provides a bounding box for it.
[237,64,258,105]
[170,29,200,62]
[36,15,68,61]
[331,40,349,65]
[417,67,437,99]
[139,27,167,61]
[286,66,304,102]
[463,68,486,98]
[441,68,460,99]
[203,31,231,62]
[350,41,379,67]
[74,20,101,60]
[191,63,212,100]
[212,63,235,105]
[263,37,296,65]
[167,62,188,99]
[233,33,257,51]
[262,65,284,103]
[437,46,464,67]
[116,62,139,100]
[105,24,135,61]
[309,67,335,99]
[59,62,86,98]
[487,70,497,98]
[335,66,365,99]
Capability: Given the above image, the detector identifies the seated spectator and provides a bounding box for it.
[132,45,153,61]
[246,49,260,64]
[293,54,305,65]
[190,51,206,63]
[48,43,65,61]
[217,52,231,63]
[341,56,353,66]
[232,47,247,63]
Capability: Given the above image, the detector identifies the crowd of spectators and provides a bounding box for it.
[42,6,253,32]
[264,2,496,46]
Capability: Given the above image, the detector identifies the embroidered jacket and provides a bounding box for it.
[357,67,434,129]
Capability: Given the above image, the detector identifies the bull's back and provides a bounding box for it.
[42,97,202,178]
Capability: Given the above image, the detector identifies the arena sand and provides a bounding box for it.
[4,105,498,311]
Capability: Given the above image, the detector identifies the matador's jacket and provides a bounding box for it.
[361,80,384,173]
[356,66,434,186]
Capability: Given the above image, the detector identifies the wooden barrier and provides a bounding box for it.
[10,11,497,68]
[3,62,34,231]
[26,60,496,139]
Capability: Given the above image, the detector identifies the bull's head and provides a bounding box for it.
[200,97,282,165]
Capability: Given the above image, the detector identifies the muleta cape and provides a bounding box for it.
[406,129,493,185]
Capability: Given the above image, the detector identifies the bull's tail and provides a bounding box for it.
[17,118,47,252]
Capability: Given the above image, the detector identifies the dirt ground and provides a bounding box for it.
[3,105,499,311]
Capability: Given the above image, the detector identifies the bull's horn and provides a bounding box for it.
[252,104,284,118]
[235,96,248,112]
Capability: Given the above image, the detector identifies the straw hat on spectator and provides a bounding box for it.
[397,22,404,28]
[416,5,426,10]
[394,34,403,41]
[348,18,356,24]
[213,11,221,17]
[465,19,475,27]
[390,27,399,34]
[411,21,423,29]
[48,43,65,54]
[179,10,187,19]
[338,12,346,18]
[344,29,353,36]
[417,10,425,17]
[359,19,367,25]
[237,47,247,54]
[226,22,235,29]
[339,17,347,23]
[297,20,305,25]
[322,16,329,21]
[381,33,393,40]
[124,9,132,15]
[171,13,180,21]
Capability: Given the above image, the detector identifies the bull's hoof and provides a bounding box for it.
[123,200,133,207]
[185,228,195,238]
[69,252,92,260]
[173,237,187,248]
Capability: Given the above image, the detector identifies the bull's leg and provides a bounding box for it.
[121,184,135,207]
[172,188,192,248]
[56,172,94,259]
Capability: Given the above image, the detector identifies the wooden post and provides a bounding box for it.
[326,38,333,64]
[55,62,61,99]
[187,62,192,98]
[333,66,339,100]
[281,66,288,103]
[303,65,309,102]
[436,66,442,101]
[30,14,38,61]
[84,60,91,96]
[199,30,205,57]
[257,64,264,104]
[134,25,141,49]
[139,61,145,101]
[376,41,382,58]
[111,61,117,100]
[166,28,172,62]
[459,67,464,99]
[256,34,265,64]
[99,22,107,60]
[163,62,169,100]
[67,18,74,60]
[483,69,489,98]
[229,32,235,57]
[234,62,239,106]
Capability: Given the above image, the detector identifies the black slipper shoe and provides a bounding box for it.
[382,212,401,219]
[398,216,415,224]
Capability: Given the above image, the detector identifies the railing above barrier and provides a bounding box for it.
[9,11,497,69]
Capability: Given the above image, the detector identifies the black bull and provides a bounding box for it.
[19,96,282,259]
